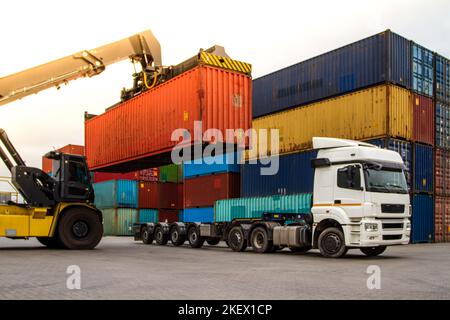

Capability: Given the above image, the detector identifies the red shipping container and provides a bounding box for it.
[85,65,252,172]
[413,94,434,146]
[435,148,450,196]
[158,209,179,223]
[138,182,182,209]
[435,196,450,243]
[93,168,159,183]
[42,144,85,174]
[184,173,240,208]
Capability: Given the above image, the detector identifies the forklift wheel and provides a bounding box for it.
[57,207,103,250]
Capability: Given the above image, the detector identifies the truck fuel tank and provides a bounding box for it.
[273,226,311,248]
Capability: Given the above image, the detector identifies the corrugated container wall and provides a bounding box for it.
[252,84,413,156]
[158,210,179,223]
[182,207,215,223]
[436,102,450,149]
[241,150,317,198]
[93,169,159,183]
[412,95,434,145]
[252,30,411,118]
[102,208,137,236]
[183,152,241,178]
[138,209,158,223]
[412,43,434,97]
[434,196,450,242]
[366,138,412,188]
[411,194,434,243]
[184,173,240,208]
[85,66,252,172]
[138,182,182,210]
[214,194,312,222]
[93,180,138,209]
[435,148,450,196]
[435,55,450,104]
[158,164,183,183]
[413,144,434,193]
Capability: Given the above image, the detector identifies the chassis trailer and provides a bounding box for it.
[133,137,411,258]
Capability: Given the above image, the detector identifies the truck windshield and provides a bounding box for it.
[364,166,408,194]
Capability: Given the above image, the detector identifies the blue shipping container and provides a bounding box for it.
[413,144,434,193]
[93,180,138,209]
[181,207,215,223]
[138,209,158,223]
[252,30,411,118]
[436,102,450,149]
[412,43,434,97]
[183,152,241,178]
[435,55,450,104]
[241,150,317,198]
[411,194,434,243]
[366,138,412,188]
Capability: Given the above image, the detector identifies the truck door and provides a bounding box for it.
[333,164,365,215]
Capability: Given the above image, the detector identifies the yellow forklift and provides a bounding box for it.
[0,30,163,249]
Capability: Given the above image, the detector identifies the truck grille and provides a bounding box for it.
[383,235,403,240]
[382,223,404,230]
[381,204,405,213]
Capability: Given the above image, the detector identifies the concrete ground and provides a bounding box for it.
[0,237,448,300]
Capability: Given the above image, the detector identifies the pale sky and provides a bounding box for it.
[1,0,450,183]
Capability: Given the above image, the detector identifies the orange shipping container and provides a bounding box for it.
[85,65,252,172]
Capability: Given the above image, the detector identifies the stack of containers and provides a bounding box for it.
[93,180,138,236]
[246,30,447,243]
[434,54,450,242]
[138,164,183,224]
[182,153,241,223]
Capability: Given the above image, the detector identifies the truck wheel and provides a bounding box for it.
[188,226,204,248]
[154,226,168,245]
[206,238,221,246]
[318,227,347,258]
[170,226,186,246]
[57,207,103,250]
[142,227,153,245]
[360,246,387,257]
[289,246,312,253]
[37,237,61,249]
[228,226,247,252]
[250,227,273,253]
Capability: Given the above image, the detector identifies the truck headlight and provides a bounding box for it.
[406,222,411,231]
[365,223,378,232]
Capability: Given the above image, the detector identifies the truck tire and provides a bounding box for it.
[206,238,221,246]
[360,246,387,257]
[318,227,347,258]
[228,226,247,252]
[170,226,186,246]
[142,226,153,245]
[250,227,273,253]
[37,237,61,249]
[289,246,312,253]
[56,207,103,250]
[188,226,204,248]
[154,226,168,245]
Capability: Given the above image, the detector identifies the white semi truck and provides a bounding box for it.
[134,137,411,258]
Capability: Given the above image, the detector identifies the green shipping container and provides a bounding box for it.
[214,193,312,222]
[138,209,158,223]
[158,164,183,183]
[101,208,137,236]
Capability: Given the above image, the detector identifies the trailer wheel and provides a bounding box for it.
[142,226,153,245]
[206,238,221,246]
[228,226,247,252]
[154,226,168,245]
[318,227,347,258]
[188,226,204,248]
[360,246,387,257]
[57,207,103,250]
[170,226,186,246]
[250,227,273,253]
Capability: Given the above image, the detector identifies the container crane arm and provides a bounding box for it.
[0,30,162,106]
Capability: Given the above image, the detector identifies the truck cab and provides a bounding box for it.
[311,138,411,257]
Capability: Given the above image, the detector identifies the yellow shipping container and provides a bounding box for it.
[251,84,413,157]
